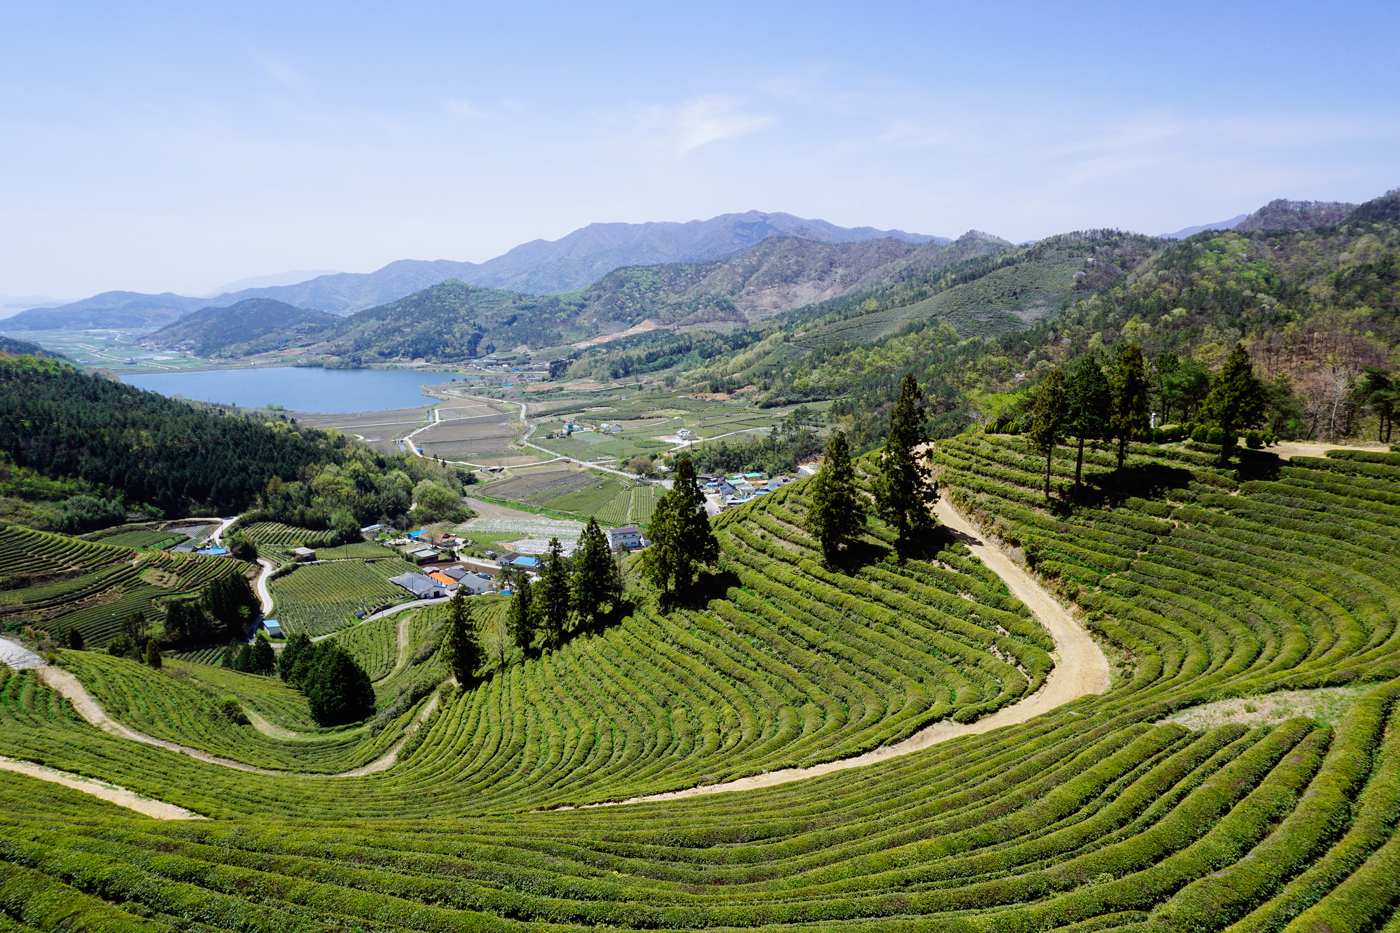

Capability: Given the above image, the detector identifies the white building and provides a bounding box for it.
[606,526,643,550]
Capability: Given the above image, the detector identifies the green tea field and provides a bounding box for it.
[1,442,1398,931]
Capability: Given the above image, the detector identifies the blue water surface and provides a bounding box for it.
[123,367,456,413]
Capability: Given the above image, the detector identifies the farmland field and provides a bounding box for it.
[0,525,249,646]
[0,443,1398,931]
[477,468,649,526]
[267,557,420,636]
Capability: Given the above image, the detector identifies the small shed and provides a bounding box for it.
[292,547,316,562]
[427,571,458,588]
[408,547,441,564]
[262,619,282,638]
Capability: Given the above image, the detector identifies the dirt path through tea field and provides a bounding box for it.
[566,497,1112,809]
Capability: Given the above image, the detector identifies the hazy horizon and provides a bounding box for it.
[3,1,1396,298]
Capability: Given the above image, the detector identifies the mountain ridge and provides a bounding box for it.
[3,212,944,330]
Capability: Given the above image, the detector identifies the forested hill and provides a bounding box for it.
[143,298,337,357]
[163,234,1011,366]
[0,357,350,516]
[0,335,65,359]
[683,188,1399,450]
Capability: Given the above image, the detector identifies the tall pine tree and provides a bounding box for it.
[804,430,867,564]
[537,537,571,651]
[1199,343,1268,465]
[1026,368,1066,500]
[641,455,718,598]
[508,571,536,652]
[1110,343,1150,487]
[572,518,622,630]
[1064,355,1112,497]
[441,590,480,686]
[872,373,939,557]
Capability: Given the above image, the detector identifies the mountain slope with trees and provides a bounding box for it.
[143,299,337,357]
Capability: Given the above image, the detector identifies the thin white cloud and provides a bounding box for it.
[446,98,486,118]
[258,55,316,103]
[588,94,774,159]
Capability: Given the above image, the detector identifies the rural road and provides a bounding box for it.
[563,496,1112,809]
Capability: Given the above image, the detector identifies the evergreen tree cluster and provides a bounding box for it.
[0,357,347,515]
[163,572,260,647]
[505,520,624,654]
[278,633,376,726]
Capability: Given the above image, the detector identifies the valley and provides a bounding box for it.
[0,189,1398,932]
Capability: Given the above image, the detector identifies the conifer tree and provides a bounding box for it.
[1026,368,1067,500]
[804,430,867,564]
[441,590,480,686]
[250,633,276,675]
[303,645,375,726]
[65,626,84,651]
[279,632,312,682]
[872,373,939,557]
[572,518,621,630]
[508,571,535,651]
[1110,343,1150,485]
[537,537,571,651]
[144,638,162,669]
[1358,367,1396,443]
[1199,343,1269,465]
[1064,355,1112,497]
[641,455,718,598]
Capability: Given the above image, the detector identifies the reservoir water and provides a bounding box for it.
[123,367,457,413]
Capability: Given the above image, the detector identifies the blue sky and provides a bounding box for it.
[2,1,1397,298]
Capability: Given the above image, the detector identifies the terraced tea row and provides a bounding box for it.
[2,444,1397,931]
[266,557,419,636]
[1,526,249,646]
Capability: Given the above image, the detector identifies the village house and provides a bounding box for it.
[606,526,643,550]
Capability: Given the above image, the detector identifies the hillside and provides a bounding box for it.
[665,188,1400,450]
[1234,197,1357,231]
[1,291,207,330]
[0,336,64,359]
[4,212,945,329]
[142,298,338,357]
[0,439,1397,929]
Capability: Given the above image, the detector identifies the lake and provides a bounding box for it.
[123,367,458,413]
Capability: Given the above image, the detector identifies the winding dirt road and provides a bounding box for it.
[9,494,1109,815]
[565,497,1112,809]
[33,665,436,780]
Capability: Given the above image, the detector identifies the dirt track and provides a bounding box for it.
[563,497,1112,809]
[35,665,433,779]
[0,756,206,820]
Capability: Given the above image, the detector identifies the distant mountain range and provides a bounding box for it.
[203,270,340,298]
[3,212,945,331]
[1158,215,1248,239]
[141,233,1006,365]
